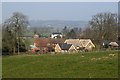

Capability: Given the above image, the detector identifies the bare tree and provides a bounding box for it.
[2,12,28,55]
[89,12,118,44]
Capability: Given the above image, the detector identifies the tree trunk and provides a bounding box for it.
[13,46,16,55]
[18,37,19,55]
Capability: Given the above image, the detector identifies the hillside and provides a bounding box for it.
[29,20,88,30]
[2,51,118,78]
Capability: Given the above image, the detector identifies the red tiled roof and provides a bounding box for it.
[34,38,50,47]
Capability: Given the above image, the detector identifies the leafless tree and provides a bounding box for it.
[87,12,117,44]
[2,12,28,55]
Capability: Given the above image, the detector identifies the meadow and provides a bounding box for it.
[2,51,118,78]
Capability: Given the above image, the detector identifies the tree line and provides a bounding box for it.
[2,12,119,55]
[62,12,118,48]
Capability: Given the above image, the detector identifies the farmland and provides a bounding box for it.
[2,50,118,78]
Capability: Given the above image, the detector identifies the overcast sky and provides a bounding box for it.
[2,2,118,23]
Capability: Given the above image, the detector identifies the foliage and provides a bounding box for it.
[62,26,82,39]
[2,12,28,55]
[24,38,34,50]
[62,26,69,37]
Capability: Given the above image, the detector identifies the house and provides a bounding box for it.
[33,38,50,53]
[50,33,63,39]
[55,43,77,53]
[79,39,95,51]
[34,38,50,47]
[64,39,95,51]
[64,39,82,50]
[50,38,65,47]
[108,42,119,50]
[109,42,119,47]
[32,38,65,53]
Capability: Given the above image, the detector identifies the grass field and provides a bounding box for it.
[2,51,118,78]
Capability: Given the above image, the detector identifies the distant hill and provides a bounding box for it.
[29,20,88,29]
[27,20,88,37]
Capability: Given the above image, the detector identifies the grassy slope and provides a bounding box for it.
[0,56,2,78]
[2,51,118,78]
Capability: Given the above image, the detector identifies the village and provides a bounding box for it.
[29,32,119,54]
[1,2,120,78]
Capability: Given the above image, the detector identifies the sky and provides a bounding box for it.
[2,2,118,23]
